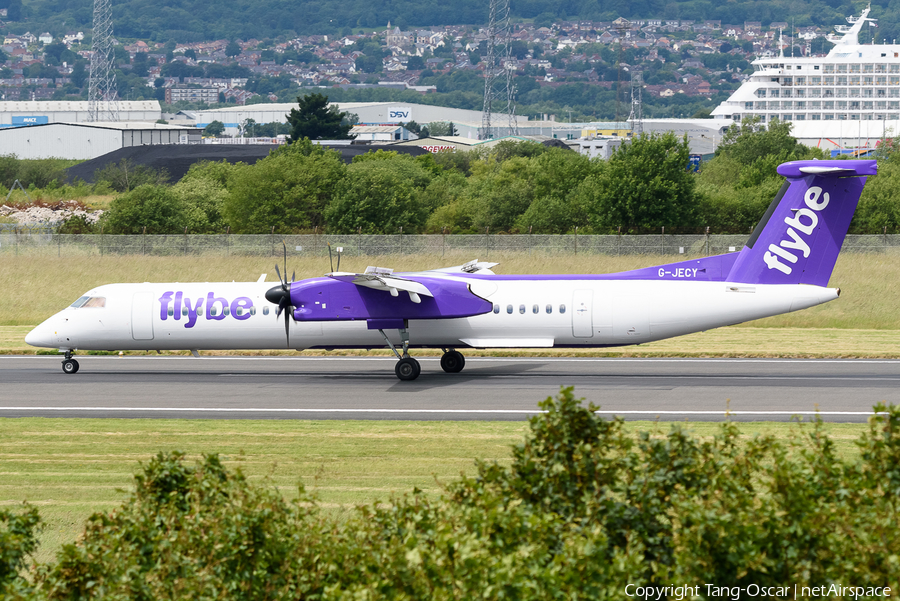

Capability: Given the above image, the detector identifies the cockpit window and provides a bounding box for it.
[82,297,106,308]
[70,296,105,308]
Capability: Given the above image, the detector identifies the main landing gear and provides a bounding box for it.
[378,329,466,381]
[61,350,79,374]
[440,348,465,373]
[379,327,420,381]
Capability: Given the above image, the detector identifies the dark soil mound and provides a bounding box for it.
[66,143,429,184]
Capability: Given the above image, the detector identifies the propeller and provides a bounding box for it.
[265,242,295,348]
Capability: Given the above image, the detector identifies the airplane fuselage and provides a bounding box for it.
[27,278,837,352]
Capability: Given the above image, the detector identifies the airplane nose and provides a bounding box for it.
[25,323,55,348]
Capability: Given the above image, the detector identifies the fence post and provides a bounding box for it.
[15,226,18,257]
[485,227,489,259]
[661,226,665,255]
[358,227,362,257]
[57,232,61,257]
[616,226,621,256]
[398,226,403,255]
[271,226,275,257]
[184,227,188,256]
[574,226,578,255]
[142,226,146,256]
[441,226,446,258]
[705,226,710,256]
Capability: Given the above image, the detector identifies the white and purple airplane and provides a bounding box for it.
[25,159,876,380]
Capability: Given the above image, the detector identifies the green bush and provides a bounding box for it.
[223,139,345,233]
[2,389,897,599]
[0,505,40,598]
[99,185,189,234]
[324,151,433,234]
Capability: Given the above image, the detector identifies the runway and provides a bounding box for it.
[1,356,897,422]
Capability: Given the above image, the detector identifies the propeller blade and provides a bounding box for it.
[291,271,295,284]
[283,311,290,348]
[275,263,283,286]
[282,241,288,286]
[327,243,334,273]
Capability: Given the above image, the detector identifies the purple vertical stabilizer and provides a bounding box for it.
[726,160,877,286]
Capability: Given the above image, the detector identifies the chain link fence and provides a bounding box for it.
[1,233,899,258]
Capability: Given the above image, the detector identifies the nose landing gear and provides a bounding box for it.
[61,351,79,374]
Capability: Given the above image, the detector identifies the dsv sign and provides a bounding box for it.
[388,106,412,120]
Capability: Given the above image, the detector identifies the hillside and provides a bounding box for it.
[5,0,895,43]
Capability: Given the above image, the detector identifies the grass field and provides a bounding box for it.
[0,416,871,564]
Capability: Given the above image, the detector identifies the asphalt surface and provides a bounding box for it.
[1,356,897,422]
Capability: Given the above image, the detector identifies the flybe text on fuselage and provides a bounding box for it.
[763,185,829,275]
[158,291,254,328]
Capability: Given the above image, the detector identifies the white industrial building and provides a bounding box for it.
[0,101,163,127]
[0,122,201,160]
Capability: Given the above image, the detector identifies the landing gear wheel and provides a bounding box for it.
[62,359,79,374]
[395,357,421,381]
[440,350,465,373]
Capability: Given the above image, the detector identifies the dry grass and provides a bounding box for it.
[1,252,897,330]
[0,417,869,563]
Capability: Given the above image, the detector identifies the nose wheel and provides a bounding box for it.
[61,351,79,374]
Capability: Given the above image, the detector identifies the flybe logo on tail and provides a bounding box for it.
[763,186,829,275]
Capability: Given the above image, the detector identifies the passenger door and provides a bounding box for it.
[571,289,593,338]
[131,292,155,340]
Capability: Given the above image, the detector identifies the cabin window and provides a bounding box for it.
[235,307,243,316]
[263,306,269,316]
[506,304,513,314]
[493,304,500,314]
[519,304,526,314]
[182,307,188,316]
[223,307,230,316]
[209,307,217,317]
[167,307,174,316]
[559,304,566,314]
[546,304,552,314]
[532,304,539,314]
[250,307,257,316]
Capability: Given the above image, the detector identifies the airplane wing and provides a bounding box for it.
[327,269,433,303]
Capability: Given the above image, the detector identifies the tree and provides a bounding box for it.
[225,40,241,58]
[592,132,699,232]
[427,121,458,137]
[204,120,225,137]
[100,185,188,234]
[716,116,806,165]
[324,151,433,233]
[286,93,356,141]
[223,140,345,233]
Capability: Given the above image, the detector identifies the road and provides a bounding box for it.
[1,356,897,422]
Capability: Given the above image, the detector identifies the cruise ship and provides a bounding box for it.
[712,5,899,150]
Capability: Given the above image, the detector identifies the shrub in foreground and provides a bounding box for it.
[2,389,899,599]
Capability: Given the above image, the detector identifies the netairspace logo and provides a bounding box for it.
[625,583,892,600]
